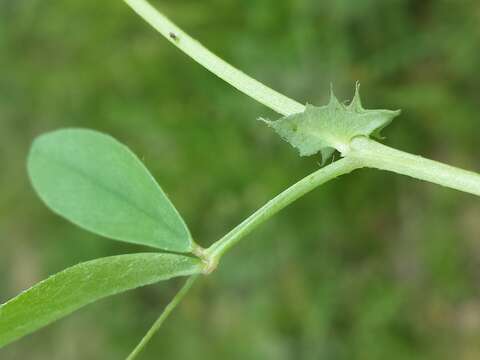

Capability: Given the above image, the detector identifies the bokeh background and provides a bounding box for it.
[1,0,480,358]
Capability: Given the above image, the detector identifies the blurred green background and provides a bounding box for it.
[1,0,480,358]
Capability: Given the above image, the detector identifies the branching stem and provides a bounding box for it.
[123,0,480,201]
[205,157,362,265]
[123,0,480,357]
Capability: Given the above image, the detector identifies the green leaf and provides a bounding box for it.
[261,84,401,162]
[28,128,193,252]
[0,253,203,348]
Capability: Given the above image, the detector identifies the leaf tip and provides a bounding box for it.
[258,117,273,126]
[328,84,343,109]
[348,81,364,112]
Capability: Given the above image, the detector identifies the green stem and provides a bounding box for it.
[122,2,480,356]
[349,136,480,196]
[123,0,480,258]
[123,0,304,116]
[126,276,197,360]
[123,0,480,200]
[205,157,362,267]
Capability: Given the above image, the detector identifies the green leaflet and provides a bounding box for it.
[261,84,401,162]
[28,129,193,252]
[0,253,202,348]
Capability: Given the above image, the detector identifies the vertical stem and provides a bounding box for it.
[126,276,198,360]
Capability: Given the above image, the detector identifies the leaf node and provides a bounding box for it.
[261,84,401,163]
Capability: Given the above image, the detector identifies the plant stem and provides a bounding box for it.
[124,0,480,257]
[123,0,480,199]
[126,275,197,360]
[123,0,304,116]
[205,157,362,267]
[122,2,480,356]
[349,136,480,196]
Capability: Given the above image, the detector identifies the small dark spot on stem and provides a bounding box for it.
[169,32,179,41]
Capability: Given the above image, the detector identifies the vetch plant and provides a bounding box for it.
[1,0,480,358]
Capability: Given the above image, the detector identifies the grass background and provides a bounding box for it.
[1,0,480,358]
